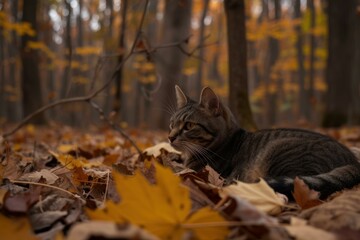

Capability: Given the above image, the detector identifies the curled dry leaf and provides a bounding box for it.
[292,177,323,210]
[143,142,181,158]
[87,162,229,240]
[300,186,360,231]
[220,179,288,215]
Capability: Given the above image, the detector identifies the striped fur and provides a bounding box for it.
[169,86,360,199]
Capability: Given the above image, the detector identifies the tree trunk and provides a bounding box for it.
[350,0,360,124]
[194,0,210,95]
[307,0,316,123]
[152,0,192,129]
[263,0,280,127]
[60,0,72,100]
[224,0,257,131]
[102,0,114,115]
[0,2,5,120]
[113,0,128,119]
[322,0,357,127]
[294,0,307,121]
[21,0,46,124]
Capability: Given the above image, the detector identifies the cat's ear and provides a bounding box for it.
[199,87,220,113]
[175,85,188,109]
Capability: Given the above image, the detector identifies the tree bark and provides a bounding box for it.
[152,0,192,129]
[224,0,257,130]
[323,0,357,127]
[21,0,46,124]
[0,2,5,120]
[294,0,307,121]
[194,0,210,95]
[113,0,128,119]
[307,0,316,123]
[60,0,72,100]
[350,0,360,124]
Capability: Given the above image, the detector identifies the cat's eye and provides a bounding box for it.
[183,122,196,131]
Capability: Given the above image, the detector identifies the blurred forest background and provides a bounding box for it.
[0,0,359,131]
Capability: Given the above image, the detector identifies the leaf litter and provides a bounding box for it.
[0,125,360,239]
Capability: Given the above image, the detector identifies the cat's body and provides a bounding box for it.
[169,86,360,199]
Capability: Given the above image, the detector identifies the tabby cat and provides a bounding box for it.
[168,86,360,199]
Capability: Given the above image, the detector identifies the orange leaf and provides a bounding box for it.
[0,214,38,240]
[292,177,323,210]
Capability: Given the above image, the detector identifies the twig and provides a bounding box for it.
[88,100,141,153]
[103,170,110,205]
[10,179,86,204]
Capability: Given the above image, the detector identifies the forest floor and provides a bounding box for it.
[0,124,360,239]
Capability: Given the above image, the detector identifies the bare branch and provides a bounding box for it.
[88,100,141,154]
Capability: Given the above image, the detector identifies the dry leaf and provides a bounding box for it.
[67,221,158,240]
[0,214,38,240]
[285,224,337,240]
[19,169,59,184]
[50,151,103,169]
[87,162,228,239]
[300,186,360,231]
[220,179,287,215]
[57,144,77,153]
[3,186,41,213]
[143,142,181,157]
[292,177,323,210]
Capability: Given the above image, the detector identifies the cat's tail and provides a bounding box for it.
[266,164,360,200]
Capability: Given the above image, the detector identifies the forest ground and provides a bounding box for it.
[0,124,360,239]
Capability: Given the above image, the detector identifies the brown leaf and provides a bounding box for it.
[3,186,42,213]
[292,177,323,210]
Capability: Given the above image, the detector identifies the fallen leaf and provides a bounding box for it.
[300,186,360,231]
[143,142,181,157]
[220,179,287,215]
[205,166,224,187]
[50,151,103,169]
[285,224,337,240]
[57,144,77,153]
[30,211,67,231]
[0,214,38,240]
[292,177,323,210]
[87,162,229,239]
[3,185,42,213]
[67,221,158,240]
[19,169,59,184]
[103,154,120,166]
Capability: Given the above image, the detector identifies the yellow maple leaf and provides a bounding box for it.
[87,162,228,239]
[0,214,38,240]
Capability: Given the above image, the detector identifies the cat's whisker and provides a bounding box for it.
[180,141,216,168]
[181,143,208,167]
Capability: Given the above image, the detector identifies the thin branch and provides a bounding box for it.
[10,179,86,204]
[88,100,141,154]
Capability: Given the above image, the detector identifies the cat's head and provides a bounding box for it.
[168,86,238,170]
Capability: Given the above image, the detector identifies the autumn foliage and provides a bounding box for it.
[0,125,360,239]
